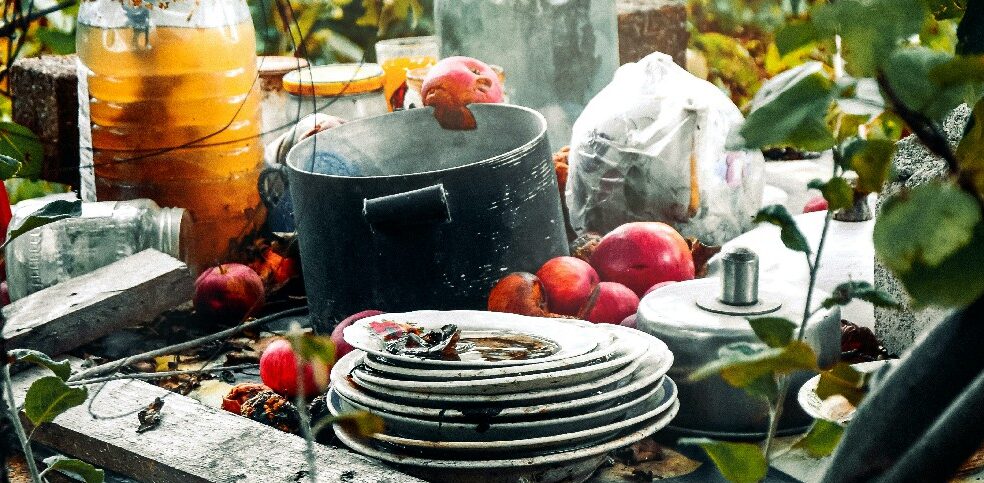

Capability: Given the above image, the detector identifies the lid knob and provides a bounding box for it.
[720,247,759,306]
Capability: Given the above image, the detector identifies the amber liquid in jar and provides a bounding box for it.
[77,21,264,271]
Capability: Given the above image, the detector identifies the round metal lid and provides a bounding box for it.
[283,63,385,97]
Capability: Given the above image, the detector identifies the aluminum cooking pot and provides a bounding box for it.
[285,104,568,333]
[637,248,841,436]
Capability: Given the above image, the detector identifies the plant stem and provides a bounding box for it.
[294,366,317,481]
[2,365,41,483]
[69,306,307,382]
[66,364,258,387]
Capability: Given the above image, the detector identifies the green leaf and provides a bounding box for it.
[0,122,43,179]
[775,20,819,56]
[894,220,984,307]
[36,27,77,55]
[812,0,928,77]
[42,456,104,483]
[0,154,22,180]
[289,333,336,366]
[8,349,71,380]
[741,62,837,151]
[794,420,846,458]
[23,376,88,426]
[1,199,82,250]
[679,438,768,483]
[743,373,780,401]
[753,204,812,254]
[691,341,819,389]
[748,317,796,348]
[808,177,854,211]
[883,47,981,124]
[956,98,984,200]
[822,281,900,309]
[816,362,869,406]
[842,139,897,194]
[874,182,981,273]
[928,55,984,89]
[4,178,71,205]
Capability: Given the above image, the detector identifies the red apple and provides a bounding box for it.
[488,272,550,317]
[644,281,678,297]
[803,195,829,213]
[422,56,504,130]
[260,339,331,399]
[583,282,640,325]
[590,222,695,297]
[194,263,266,322]
[332,310,385,360]
[536,256,600,316]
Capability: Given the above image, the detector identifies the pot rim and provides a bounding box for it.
[284,104,548,181]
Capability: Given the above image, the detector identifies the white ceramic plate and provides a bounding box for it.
[351,332,647,395]
[352,350,643,406]
[333,375,668,442]
[333,398,681,469]
[362,327,620,381]
[342,310,602,367]
[797,360,892,425]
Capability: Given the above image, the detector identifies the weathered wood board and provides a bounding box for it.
[2,249,193,357]
[10,361,424,483]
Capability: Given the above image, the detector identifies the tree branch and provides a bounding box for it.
[67,364,259,387]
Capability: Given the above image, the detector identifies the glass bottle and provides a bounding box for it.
[76,0,263,272]
[435,0,618,149]
[5,196,189,301]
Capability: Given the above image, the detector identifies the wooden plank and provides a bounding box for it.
[10,361,425,483]
[2,249,193,356]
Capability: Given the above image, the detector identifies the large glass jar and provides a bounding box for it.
[435,0,618,149]
[5,196,189,301]
[76,0,263,272]
[282,64,389,121]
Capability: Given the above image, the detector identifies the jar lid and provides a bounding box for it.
[283,64,385,97]
[258,56,310,77]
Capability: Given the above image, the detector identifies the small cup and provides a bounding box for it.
[374,36,440,111]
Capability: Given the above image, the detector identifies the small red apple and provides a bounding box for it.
[260,339,331,399]
[590,222,695,297]
[583,282,640,325]
[803,195,829,213]
[536,256,600,316]
[422,56,504,130]
[194,263,266,322]
[488,272,550,317]
[332,310,385,360]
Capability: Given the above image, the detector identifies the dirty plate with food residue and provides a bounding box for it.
[343,310,602,367]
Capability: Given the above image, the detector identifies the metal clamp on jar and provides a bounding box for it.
[637,247,841,437]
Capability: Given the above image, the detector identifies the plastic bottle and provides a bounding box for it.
[76,0,263,272]
[5,196,189,301]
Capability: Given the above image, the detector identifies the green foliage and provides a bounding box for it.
[883,47,982,123]
[841,139,897,194]
[4,178,71,205]
[679,438,768,483]
[753,204,811,254]
[23,376,88,426]
[9,349,72,380]
[0,153,22,180]
[822,281,900,309]
[0,122,43,179]
[956,98,984,199]
[741,62,837,151]
[1,199,82,250]
[794,420,846,458]
[808,177,854,211]
[748,317,796,348]
[874,182,981,272]
[691,341,818,388]
[925,0,967,20]
[42,456,105,483]
[815,362,869,406]
[332,410,385,436]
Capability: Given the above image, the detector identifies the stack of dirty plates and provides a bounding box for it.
[329,310,678,483]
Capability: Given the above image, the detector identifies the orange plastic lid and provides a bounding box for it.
[282,63,385,97]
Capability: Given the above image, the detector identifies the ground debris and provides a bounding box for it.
[136,397,164,434]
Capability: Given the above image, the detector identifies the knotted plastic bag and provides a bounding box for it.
[566,52,765,245]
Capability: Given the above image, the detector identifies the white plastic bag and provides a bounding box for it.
[566,52,765,245]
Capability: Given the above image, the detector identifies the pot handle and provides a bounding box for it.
[363,184,451,230]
